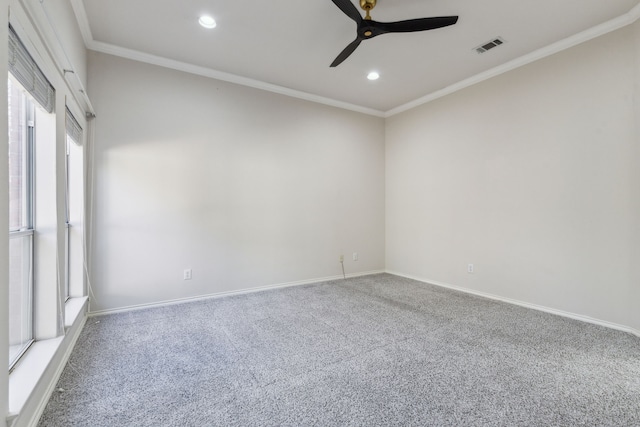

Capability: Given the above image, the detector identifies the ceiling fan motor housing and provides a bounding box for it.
[360,0,376,11]
[360,0,376,20]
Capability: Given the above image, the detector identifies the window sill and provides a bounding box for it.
[65,296,88,330]
[8,337,64,419]
[7,296,88,424]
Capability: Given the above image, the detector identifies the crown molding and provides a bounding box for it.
[68,0,383,117]
[70,1,640,119]
[88,40,386,117]
[68,0,94,49]
[385,3,640,117]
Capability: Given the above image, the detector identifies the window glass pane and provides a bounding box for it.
[65,223,70,300]
[65,134,71,223]
[65,126,84,301]
[8,78,29,231]
[8,76,35,369]
[65,135,71,300]
[9,234,33,366]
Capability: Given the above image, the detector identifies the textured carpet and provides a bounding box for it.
[38,274,640,426]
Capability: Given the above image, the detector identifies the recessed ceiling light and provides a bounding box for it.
[199,15,217,29]
[367,71,380,81]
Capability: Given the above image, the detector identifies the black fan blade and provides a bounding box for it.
[331,0,362,23]
[330,37,362,67]
[373,16,458,34]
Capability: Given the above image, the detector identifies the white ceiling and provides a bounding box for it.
[74,0,640,116]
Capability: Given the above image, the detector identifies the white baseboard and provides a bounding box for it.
[386,270,640,338]
[89,270,386,317]
[87,269,640,338]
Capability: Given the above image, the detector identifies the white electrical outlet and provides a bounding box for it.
[339,255,344,263]
[467,264,474,274]
[183,269,192,280]
[352,252,358,261]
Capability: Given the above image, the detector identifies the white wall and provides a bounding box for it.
[386,22,639,331]
[632,21,640,333]
[40,0,87,89]
[86,52,385,312]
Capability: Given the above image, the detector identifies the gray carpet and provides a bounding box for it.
[38,274,640,426]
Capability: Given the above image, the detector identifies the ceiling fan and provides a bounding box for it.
[330,0,459,67]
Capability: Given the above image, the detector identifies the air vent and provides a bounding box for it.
[475,37,505,54]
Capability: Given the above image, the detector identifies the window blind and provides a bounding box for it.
[8,25,55,113]
[65,107,83,145]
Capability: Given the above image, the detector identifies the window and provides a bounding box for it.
[8,24,57,369]
[64,134,70,301]
[8,77,35,369]
[65,108,83,301]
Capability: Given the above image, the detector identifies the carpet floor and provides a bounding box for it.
[38,274,640,426]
